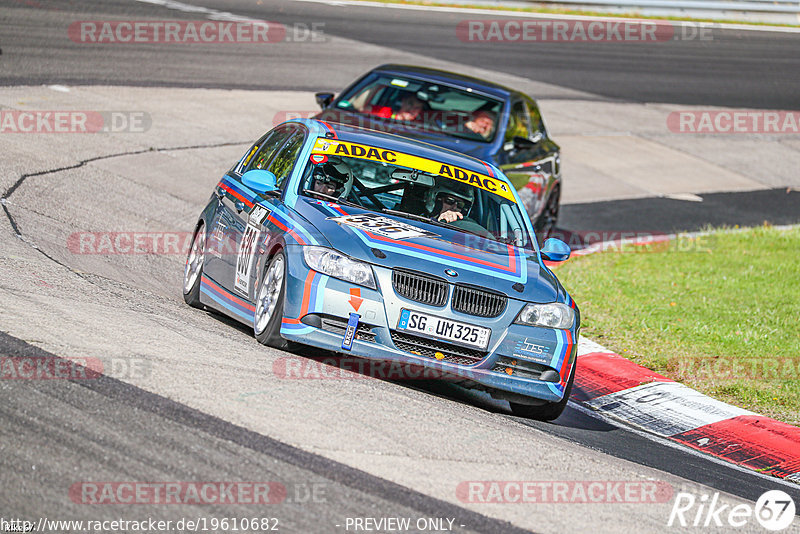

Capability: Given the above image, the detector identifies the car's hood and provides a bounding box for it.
[293,197,557,303]
[316,110,495,162]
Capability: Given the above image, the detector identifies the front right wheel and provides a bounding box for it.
[254,252,289,350]
[183,222,205,308]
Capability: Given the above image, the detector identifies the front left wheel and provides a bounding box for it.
[254,252,289,350]
[509,356,576,421]
[183,222,205,308]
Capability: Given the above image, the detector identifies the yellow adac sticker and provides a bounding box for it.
[311,138,516,202]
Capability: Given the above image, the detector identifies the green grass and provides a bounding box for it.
[554,225,800,426]
[355,0,800,28]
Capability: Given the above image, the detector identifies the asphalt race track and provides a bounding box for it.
[1,1,800,533]
[4,0,800,109]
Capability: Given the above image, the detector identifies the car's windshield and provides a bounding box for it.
[333,74,503,143]
[298,144,533,249]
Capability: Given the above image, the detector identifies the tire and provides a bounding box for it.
[254,251,289,350]
[510,356,576,421]
[183,222,205,308]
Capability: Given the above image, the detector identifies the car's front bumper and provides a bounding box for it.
[279,246,577,404]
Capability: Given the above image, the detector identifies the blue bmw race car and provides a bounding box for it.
[184,119,579,420]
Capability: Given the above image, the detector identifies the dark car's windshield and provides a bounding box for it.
[297,144,533,249]
[333,74,503,143]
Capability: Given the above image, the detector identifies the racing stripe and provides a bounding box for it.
[282,270,317,325]
[200,274,255,323]
[217,178,317,247]
[560,329,573,383]
[366,232,521,276]
[267,214,307,246]
[298,270,317,319]
[544,329,572,396]
[551,329,564,379]
[218,177,256,208]
[268,209,319,246]
[318,202,525,282]
[282,269,328,329]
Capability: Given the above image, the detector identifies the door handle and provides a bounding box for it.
[235,201,245,213]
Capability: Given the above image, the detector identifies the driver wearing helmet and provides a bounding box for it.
[425,181,474,224]
[311,159,353,198]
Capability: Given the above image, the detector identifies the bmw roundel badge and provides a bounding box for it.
[444,269,458,277]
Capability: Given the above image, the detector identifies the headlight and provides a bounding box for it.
[303,246,376,289]
[515,302,574,329]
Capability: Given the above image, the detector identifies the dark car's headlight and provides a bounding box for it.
[303,246,376,289]
[515,302,574,329]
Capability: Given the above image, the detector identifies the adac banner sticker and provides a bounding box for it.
[311,138,516,203]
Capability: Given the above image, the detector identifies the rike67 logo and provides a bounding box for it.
[669,490,796,530]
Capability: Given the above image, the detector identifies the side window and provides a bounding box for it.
[267,130,306,190]
[244,126,295,173]
[504,101,531,143]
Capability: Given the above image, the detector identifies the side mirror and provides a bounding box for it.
[513,135,536,151]
[241,169,278,195]
[540,238,570,262]
[315,92,334,109]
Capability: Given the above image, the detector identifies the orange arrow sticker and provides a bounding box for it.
[349,288,363,312]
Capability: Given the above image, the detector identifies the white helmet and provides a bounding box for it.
[425,180,474,215]
[311,158,353,197]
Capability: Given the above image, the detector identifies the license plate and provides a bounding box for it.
[397,309,490,350]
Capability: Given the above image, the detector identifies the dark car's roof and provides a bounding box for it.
[318,120,502,178]
[370,64,518,100]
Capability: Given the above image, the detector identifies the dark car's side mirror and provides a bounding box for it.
[513,136,537,150]
[242,169,278,196]
[540,238,571,262]
[315,92,334,109]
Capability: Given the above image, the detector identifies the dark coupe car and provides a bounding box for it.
[314,64,562,239]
